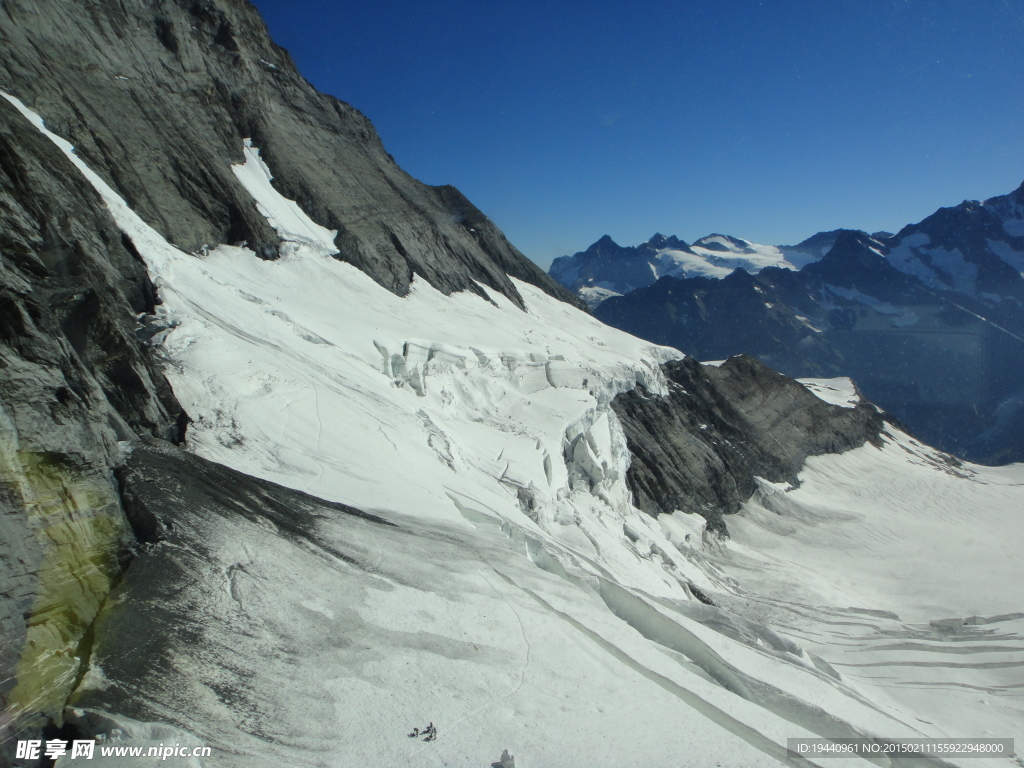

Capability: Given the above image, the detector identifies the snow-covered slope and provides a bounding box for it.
[8,93,1024,768]
[3,91,673,544]
[720,428,1024,750]
[687,234,799,274]
[91,431,1024,768]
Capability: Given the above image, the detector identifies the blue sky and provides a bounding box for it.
[251,0,1024,269]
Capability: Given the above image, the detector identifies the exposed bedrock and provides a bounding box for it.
[0,0,580,310]
[612,355,888,534]
[0,93,185,748]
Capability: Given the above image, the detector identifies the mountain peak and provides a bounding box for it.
[590,234,620,250]
[692,234,752,253]
[817,230,887,264]
[647,233,688,250]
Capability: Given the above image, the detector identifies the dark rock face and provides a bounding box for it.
[0,0,579,310]
[596,267,844,377]
[0,92,185,746]
[597,226,1024,464]
[612,356,887,534]
[0,96,185,450]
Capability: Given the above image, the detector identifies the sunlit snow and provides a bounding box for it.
[796,378,859,408]
[654,236,800,282]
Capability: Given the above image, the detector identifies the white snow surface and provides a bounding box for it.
[230,139,339,257]
[10,92,1024,768]
[578,284,623,308]
[796,378,860,408]
[656,237,800,281]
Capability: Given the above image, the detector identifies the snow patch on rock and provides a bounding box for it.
[796,378,859,409]
[230,140,339,258]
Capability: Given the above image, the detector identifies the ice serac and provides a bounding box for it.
[0,0,579,310]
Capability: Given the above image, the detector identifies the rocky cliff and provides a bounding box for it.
[0,0,578,309]
[613,355,886,534]
[0,90,185,743]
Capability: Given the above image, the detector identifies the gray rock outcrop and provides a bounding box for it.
[0,89,186,743]
[612,355,887,534]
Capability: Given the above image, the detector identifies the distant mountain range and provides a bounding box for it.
[548,229,891,308]
[550,182,1024,463]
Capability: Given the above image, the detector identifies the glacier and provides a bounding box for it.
[4,91,1023,768]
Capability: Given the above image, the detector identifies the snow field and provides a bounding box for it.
[719,428,1024,754]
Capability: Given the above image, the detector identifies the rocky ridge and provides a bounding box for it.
[0,0,578,310]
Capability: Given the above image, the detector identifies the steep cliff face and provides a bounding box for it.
[612,356,886,534]
[0,0,578,309]
[0,91,185,741]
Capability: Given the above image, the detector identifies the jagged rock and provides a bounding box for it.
[0,0,580,311]
[0,89,185,745]
[612,355,886,533]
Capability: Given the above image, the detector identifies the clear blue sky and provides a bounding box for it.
[250,0,1024,269]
